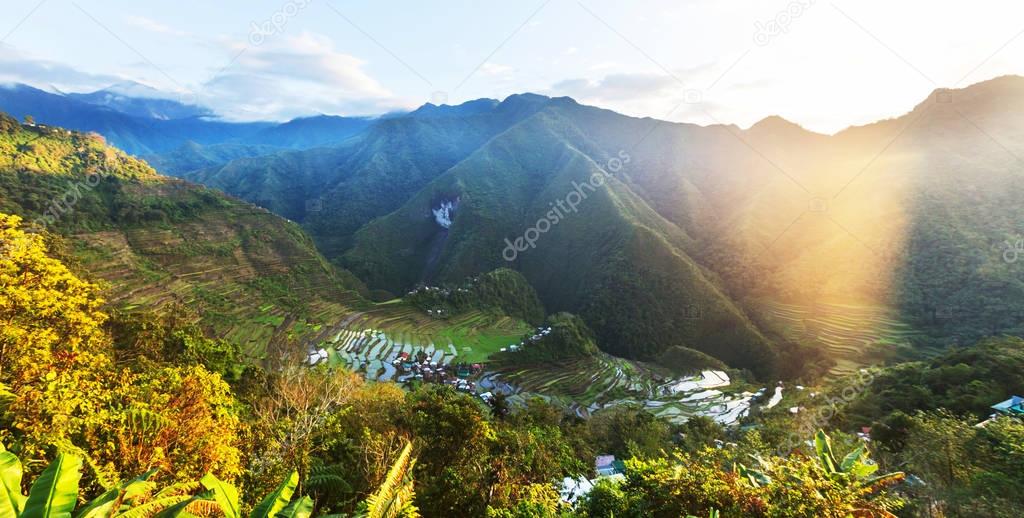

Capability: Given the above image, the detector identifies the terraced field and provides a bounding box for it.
[308,303,531,377]
[760,300,927,377]
[307,304,770,426]
[70,205,368,359]
[485,357,764,425]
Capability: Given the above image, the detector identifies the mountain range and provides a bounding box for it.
[0,83,372,155]
[3,76,1023,376]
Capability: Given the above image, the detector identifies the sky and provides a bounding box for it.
[1,0,1023,133]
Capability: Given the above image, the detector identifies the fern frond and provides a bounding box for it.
[364,442,418,518]
[306,464,351,494]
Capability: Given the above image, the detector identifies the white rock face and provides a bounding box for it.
[432,199,458,228]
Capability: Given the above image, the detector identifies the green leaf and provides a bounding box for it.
[118,495,191,518]
[274,496,312,518]
[23,454,82,518]
[150,497,200,518]
[75,469,157,518]
[814,430,837,474]
[0,450,26,518]
[249,472,297,518]
[199,474,240,518]
[849,461,879,479]
[866,471,905,487]
[839,444,865,473]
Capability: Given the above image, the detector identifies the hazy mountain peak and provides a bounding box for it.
[100,80,166,99]
[410,98,500,118]
[746,115,819,137]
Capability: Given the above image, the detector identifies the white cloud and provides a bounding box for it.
[194,32,410,120]
[480,62,514,77]
[0,45,123,91]
[546,65,732,125]
[124,15,189,37]
[551,72,679,102]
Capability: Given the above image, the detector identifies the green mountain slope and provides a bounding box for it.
[184,94,565,259]
[0,112,368,359]
[141,141,283,175]
[344,109,782,375]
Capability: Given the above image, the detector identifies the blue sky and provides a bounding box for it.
[2,0,1023,132]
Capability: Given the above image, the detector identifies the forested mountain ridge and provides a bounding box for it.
[343,107,791,376]
[185,93,568,258]
[0,111,368,359]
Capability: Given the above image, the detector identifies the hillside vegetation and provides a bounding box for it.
[0,112,367,358]
[0,214,913,517]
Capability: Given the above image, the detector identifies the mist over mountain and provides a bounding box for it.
[65,80,215,120]
[0,82,372,156]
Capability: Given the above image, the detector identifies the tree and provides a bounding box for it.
[402,386,493,517]
[903,411,975,492]
[578,430,904,518]
[488,393,510,420]
[111,365,243,482]
[251,365,362,492]
[678,416,725,452]
[0,213,113,467]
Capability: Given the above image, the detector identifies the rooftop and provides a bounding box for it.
[992,395,1024,415]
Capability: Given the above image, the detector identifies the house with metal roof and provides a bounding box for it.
[992,395,1024,416]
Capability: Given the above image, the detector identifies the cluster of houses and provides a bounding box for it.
[500,326,553,353]
[392,350,483,391]
[406,284,476,318]
[406,284,472,298]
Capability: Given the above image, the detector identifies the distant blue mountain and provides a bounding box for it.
[0,83,374,157]
[0,83,268,154]
[246,114,373,148]
[66,81,214,120]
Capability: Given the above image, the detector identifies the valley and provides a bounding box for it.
[4,4,1024,515]
[308,302,769,426]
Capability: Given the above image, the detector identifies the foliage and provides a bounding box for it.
[494,313,599,365]
[840,336,1024,427]
[406,269,545,325]
[577,431,904,518]
[884,411,1024,517]
[361,441,418,518]
[0,213,242,487]
[0,212,114,463]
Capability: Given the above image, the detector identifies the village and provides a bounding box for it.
[305,316,793,430]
